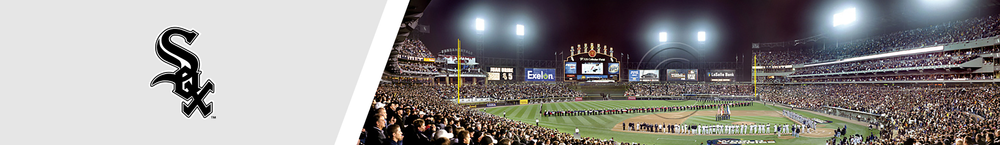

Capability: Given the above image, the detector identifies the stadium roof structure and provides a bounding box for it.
[751,33,826,49]
[394,0,432,48]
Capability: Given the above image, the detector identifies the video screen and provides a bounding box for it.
[666,69,697,81]
[582,62,603,74]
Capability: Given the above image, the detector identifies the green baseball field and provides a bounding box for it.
[480,100,880,145]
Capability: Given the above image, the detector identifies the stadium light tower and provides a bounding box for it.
[516,24,525,36]
[476,18,485,60]
[697,31,706,42]
[476,18,485,32]
[516,24,524,70]
[659,32,667,42]
[833,7,856,27]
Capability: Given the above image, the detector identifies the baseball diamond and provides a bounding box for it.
[482,100,875,145]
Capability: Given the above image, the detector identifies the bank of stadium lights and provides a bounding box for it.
[476,18,485,31]
[833,7,856,27]
[697,31,706,42]
[659,32,667,42]
[516,24,524,36]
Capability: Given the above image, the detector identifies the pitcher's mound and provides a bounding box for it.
[732,121,755,125]
[777,136,796,139]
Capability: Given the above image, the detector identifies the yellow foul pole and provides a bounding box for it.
[457,39,461,104]
[753,56,757,98]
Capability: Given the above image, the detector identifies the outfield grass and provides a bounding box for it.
[481,100,879,145]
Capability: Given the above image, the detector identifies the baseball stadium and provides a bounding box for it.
[359,0,1000,145]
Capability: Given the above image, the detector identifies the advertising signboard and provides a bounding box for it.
[577,75,608,80]
[565,62,577,74]
[440,55,477,64]
[667,69,698,81]
[628,70,641,82]
[708,69,736,82]
[525,68,557,81]
[632,70,659,82]
[607,63,619,74]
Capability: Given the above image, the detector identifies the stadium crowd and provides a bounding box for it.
[793,51,978,75]
[395,61,439,74]
[796,73,996,82]
[375,83,585,102]
[362,84,619,145]
[754,76,795,84]
[753,13,1000,65]
[760,84,1000,144]
[542,102,751,116]
[625,84,753,96]
[394,38,435,58]
[753,50,806,66]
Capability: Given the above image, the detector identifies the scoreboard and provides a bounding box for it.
[563,43,620,82]
[488,67,514,80]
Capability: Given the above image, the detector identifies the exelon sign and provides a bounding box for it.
[525,68,556,81]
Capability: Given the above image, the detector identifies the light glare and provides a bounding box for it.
[476,18,485,31]
[516,24,524,36]
[833,7,856,27]
[659,32,667,42]
[697,31,706,42]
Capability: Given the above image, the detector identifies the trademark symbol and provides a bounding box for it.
[211,116,217,119]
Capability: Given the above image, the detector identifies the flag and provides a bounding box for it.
[726,105,731,115]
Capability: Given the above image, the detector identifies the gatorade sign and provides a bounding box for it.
[525,68,556,81]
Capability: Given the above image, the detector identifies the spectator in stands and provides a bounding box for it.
[366,115,388,145]
[760,84,1000,144]
[755,14,1000,66]
[387,125,404,145]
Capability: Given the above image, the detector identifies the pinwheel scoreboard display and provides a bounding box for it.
[563,43,620,82]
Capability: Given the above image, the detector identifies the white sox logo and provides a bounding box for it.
[150,27,215,118]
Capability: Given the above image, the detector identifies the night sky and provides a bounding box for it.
[412,0,1000,64]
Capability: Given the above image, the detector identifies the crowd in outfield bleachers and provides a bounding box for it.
[754,50,807,66]
[625,84,753,96]
[395,39,435,58]
[542,102,751,116]
[760,84,1000,144]
[754,76,795,84]
[753,14,1000,66]
[375,84,585,101]
[388,38,439,75]
[395,62,439,74]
